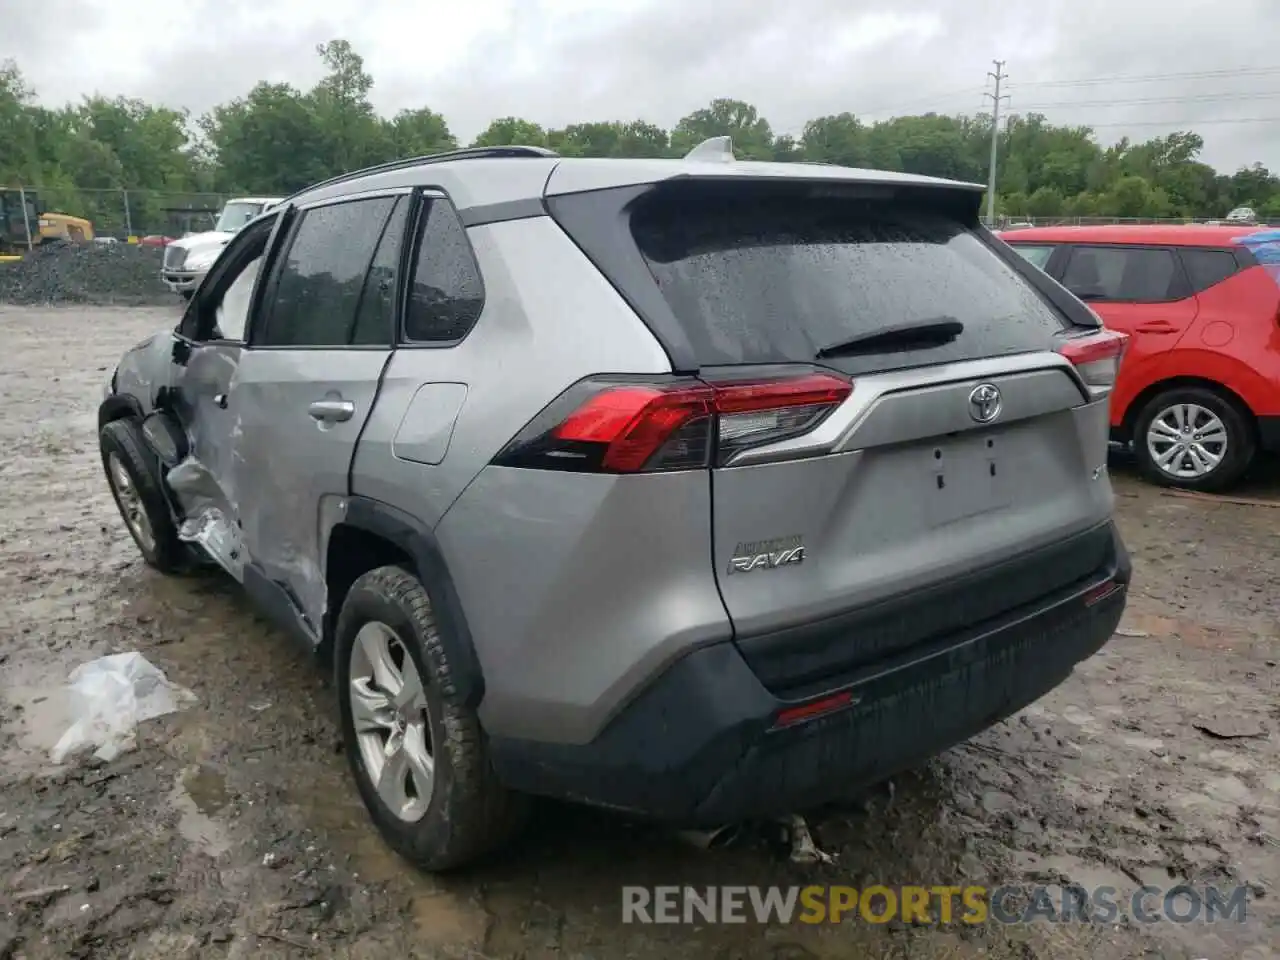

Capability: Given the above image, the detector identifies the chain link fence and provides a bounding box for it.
[5,186,1276,241]
[989,216,1280,228]
[1,186,234,241]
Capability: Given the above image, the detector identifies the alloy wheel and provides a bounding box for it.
[348,621,434,822]
[1144,402,1229,480]
[106,453,156,553]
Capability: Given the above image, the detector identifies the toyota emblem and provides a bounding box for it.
[968,383,1003,424]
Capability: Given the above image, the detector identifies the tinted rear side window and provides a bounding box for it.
[1010,244,1055,270]
[628,190,1068,372]
[1179,248,1240,294]
[403,198,485,343]
[1060,246,1186,303]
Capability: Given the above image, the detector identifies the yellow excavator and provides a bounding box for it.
[0,189,95,258]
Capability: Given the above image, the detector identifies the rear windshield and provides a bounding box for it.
[629,189,1069,372]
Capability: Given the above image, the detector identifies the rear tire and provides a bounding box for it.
[1132,386,1255,492]
[99,418,184,572]
[335,565,527,871]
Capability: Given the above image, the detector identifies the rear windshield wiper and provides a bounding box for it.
[815,317,964,359]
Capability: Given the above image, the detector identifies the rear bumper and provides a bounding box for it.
[489,522,1131,824]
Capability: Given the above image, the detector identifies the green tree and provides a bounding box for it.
[0,61,41,183]
[1226,163,1277,212]
[1026,186,1065,219]
[471,117,548,148]
[385,107,456,158]
[72,97,197,233]
[310,39,388,174]
[616,121,669,158]
[802,113,868,167]
[202,82,329,193]
[771,135,803,163]
[1259,194,1280,220]
[547,122,622,157]
[1100,175,1171,218]
[670,99,773,159]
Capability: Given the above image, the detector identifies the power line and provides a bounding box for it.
[1013,66,1280,88]
[774,67,1280,138]
[1075,116,1280,128]
[1013,91,1280,109]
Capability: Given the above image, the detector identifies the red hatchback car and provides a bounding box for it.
[1001,225,1280,490]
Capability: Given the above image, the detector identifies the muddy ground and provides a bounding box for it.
[0,305,1276,960]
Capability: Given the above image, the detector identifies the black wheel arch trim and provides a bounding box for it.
[98,393,144,430]
[338,496,486,709]
[1257,415,1280,453]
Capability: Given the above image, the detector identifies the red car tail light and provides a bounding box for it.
[495,372,852,474]
[1057,328,1129,388]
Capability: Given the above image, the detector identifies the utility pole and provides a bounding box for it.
[984,60,1010,226]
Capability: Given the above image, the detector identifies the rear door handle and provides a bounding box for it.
[1135,321,1179,333]
[308,399,355,422]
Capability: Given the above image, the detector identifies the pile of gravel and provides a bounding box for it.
[0,243,173,306]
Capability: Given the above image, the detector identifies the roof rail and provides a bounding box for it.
[285,145,560,201]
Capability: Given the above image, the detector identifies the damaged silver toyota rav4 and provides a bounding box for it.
[98,142,1132,871]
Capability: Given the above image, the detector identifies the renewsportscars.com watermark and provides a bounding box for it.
[621,884,1251,926]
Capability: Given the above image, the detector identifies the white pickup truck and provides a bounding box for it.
[160,196,282,298]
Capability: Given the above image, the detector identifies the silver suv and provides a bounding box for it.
[98,143,1132,871]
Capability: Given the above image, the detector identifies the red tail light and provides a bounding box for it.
[495,372,852,474]
[1057,328,1129,388]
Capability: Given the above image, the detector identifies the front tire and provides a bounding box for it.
[1132,386,1255,492]
[99,418,184,572]
[335,565,526,871]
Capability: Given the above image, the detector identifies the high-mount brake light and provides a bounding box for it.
[1057,328,1129,388]
[495,373,852,474]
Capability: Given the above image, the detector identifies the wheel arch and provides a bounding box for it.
[98,393,144,431]
[323,497,485,709]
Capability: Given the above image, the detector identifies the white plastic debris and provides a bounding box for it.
[50,653,196,763]
[785,814,836,865]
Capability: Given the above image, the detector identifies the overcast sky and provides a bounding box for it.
[5,0,1279,173]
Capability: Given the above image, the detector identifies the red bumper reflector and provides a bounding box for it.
[773,690,855,729]
[1083,580,1122,607]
